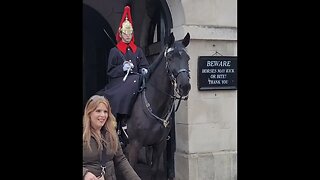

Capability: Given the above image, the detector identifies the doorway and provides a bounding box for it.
[82,1,174,179]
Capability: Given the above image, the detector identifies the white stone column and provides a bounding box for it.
[167,0,237,179]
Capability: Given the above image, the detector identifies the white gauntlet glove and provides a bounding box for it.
[141,68,148,75]
[129,62,134,69]
[123,61,134,71]
[123,63,131,71]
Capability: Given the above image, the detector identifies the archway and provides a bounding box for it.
[83,1,175,179]
[83,4,115,106]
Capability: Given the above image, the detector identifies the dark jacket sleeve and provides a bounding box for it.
[83,167,88,177]
[107,48,126,78]
[137,48,149,71]
[113,142,141,180]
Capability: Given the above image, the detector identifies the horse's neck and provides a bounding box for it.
[146,56,173,115]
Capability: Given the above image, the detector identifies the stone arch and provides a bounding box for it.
[166,0,186,28]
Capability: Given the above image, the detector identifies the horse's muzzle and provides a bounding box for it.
[178,83,191,97]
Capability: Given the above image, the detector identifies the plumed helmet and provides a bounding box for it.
[120,17,133,34]
[116,5,134,42]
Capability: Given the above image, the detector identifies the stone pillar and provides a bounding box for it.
[167,0,237,179]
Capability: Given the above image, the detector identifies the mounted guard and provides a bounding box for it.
[99,5,149,145]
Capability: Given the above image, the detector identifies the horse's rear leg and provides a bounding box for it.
[151,139,167,180]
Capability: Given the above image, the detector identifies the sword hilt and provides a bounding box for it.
[123,67,131,82]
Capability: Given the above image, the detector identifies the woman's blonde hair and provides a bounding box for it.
[82,95,118,153]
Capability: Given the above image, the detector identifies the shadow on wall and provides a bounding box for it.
[83,4,115,106]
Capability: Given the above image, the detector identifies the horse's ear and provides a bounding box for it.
[168,32,175,47]
[182,33,190,47]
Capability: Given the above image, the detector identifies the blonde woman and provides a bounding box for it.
[83,95,140,180]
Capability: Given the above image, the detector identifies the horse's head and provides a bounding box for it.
[164,33,191,97]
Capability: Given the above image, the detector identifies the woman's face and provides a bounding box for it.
[120,32,133,43]
[90,102,108,131]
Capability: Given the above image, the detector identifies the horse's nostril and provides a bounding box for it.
[180,83,191,94]
[186,83,191,90]
[182,83,191,91]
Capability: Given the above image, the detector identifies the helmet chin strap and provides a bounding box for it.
[122,39,131,44]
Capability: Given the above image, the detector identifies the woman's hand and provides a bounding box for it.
[84,171,99,180]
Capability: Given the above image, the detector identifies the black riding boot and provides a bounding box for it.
[117,114,129,148]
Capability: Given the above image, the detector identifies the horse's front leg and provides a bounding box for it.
[124,139,142,170]
[151,139,167,180]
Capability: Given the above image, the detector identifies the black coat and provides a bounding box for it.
[103,46,149,117]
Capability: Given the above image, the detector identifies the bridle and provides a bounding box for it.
[142,45,190,127]
[164,46,190,100]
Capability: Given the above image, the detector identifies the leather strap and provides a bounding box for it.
[100,134,107,176]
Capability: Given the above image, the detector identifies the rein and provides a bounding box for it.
[142,90,174,127]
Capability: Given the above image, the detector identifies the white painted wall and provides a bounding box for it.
[167,0,237,179]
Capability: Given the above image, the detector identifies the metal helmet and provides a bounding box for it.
[120,17,133,35]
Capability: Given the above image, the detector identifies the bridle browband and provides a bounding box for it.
[142,45,190,127]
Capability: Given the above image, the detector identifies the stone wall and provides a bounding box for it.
[167,0,237,179]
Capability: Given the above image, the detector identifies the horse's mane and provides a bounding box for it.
[147,46,166,77]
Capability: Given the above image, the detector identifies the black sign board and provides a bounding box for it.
[198,56,237,90]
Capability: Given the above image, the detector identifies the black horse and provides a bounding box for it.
[122,32,191,179]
